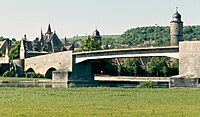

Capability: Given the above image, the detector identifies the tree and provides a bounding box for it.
[123,58,142,76]
[0,36,5,41]
[8,41,20,59]
[145,62,154,77]
[80,36,101,51]
[92,59,118,76]
[144,57,168,77]
[167,59,179,76]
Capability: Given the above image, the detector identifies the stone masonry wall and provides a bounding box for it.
[25,51,72,75]
[179,41,200,76]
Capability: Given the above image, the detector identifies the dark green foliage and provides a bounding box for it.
[104,60,118,76]
[0,36,6,41]
[26,72,44,78]
[92,60,118,76]
[0,49,3,57]
[101,38,117,47]
[120,26,170,46]
[120,26,200,47]
[144,57,168,77]
[167,59,179,76]
[137,81,157,88]
[14,66,25,77]
[63,25,200,49]
[81,36,101,51]
[8,41,20,59]
[123,58,143,76]
[97,57,178,77]
[3,71,15,77]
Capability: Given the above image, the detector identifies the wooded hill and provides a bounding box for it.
[119,25,200,47]
[65,25,200,47]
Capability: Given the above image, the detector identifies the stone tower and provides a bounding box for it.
[92,28,102,40]
[170,8,183,46]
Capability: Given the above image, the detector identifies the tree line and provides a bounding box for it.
[92,57,179,77]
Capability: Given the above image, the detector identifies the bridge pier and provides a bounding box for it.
[170,41,200,88]
[68,61,97,86]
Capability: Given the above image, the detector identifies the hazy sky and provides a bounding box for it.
[0,0,199,40]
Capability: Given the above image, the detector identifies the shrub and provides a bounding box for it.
[15,74,19,77]
[68,83,76,88]
[26,72,44,78]
[137,81,156,88]
[3,71,15,77]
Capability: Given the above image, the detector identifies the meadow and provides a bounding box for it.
[0,87,200,117]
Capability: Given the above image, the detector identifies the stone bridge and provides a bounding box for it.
[24,51,72,77]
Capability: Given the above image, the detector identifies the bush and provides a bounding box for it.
[68,83,76,88]
[15,73,25,78]
[26,72,44,78]
[137,81,156,88]
[3,71,15,77]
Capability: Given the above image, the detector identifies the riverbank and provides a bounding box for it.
[0,77,51,83]
[0,87,200,116]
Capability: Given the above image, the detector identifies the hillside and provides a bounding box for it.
[119,25,200,47]
[61,25,200,47]
[61,35,120,45]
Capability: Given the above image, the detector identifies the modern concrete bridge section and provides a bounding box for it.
[73,46,179,63]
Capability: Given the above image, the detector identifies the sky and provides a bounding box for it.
[0,0,199,40]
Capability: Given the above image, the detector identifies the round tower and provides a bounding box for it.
[92,28,102,40]
[170,8,183,46]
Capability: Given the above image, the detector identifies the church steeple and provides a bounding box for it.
[46,24,52,35]
[41,28,43,35]
[41,28,44,41]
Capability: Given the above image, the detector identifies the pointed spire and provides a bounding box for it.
[41,28,43,35]
[176,7,178,12]
[46,24,52,34]
[41,28,44,40]
[64,37,67,46]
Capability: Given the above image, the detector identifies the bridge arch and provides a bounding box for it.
[26,68,36,73]
[45,67,57,79]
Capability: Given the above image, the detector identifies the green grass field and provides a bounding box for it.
[0,87,200,117]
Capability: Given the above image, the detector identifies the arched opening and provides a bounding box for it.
[26,68,35,73]
[45,67,56,79]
